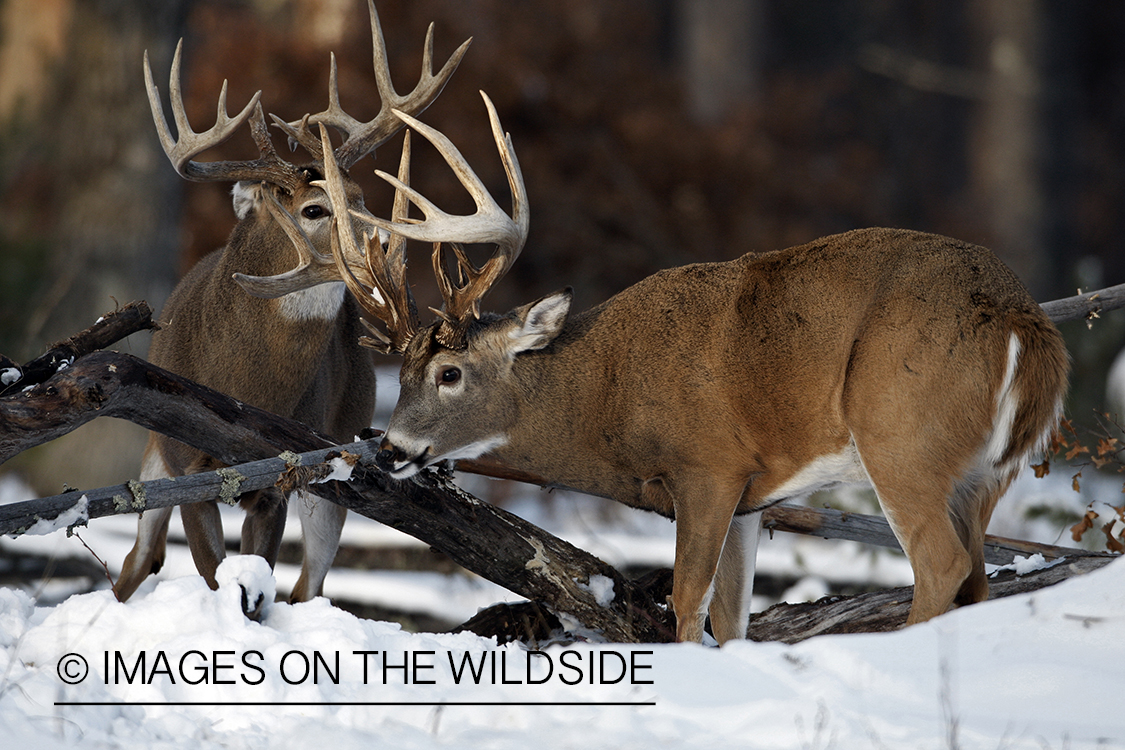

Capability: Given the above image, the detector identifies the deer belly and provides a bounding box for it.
[762,441,872,502]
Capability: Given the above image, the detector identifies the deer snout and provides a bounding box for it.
[375,439,420,476]
[374,441,401,472]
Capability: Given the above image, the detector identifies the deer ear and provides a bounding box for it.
[507,289,572,353]
[231,181,261,219]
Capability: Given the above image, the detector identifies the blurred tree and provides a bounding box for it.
[0,0,187,491]
[678,0,763,124]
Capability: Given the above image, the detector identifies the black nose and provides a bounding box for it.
[374,441,401,472]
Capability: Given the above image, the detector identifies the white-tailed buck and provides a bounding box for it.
[114,1,469,613]
[322,101,1068,643]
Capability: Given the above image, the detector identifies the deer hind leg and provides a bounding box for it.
[180,499,226,590]
[289,490,348,603]
[708,512,762,644]
[950,469,1013,606]
[855,448,974,625]
[664,473,748,643]
[114,443,174,602]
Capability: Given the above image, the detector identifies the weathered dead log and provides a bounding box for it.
[2,281,1123,645]
[744,554,1118,644]
[0,350,673,642]
[758,502,1103,566]
[0,301,155,397]
[0,441,378,536]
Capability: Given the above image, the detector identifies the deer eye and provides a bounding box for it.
[301,204,328,219]
[439,367,461,385]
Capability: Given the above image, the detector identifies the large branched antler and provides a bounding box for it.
[365,91,529,347]
[318,127,419,354]
[144,42,304,191]
[274,0,471,171]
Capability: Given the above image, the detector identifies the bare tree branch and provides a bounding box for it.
[0,301,156,397]
[1041,282,1125,324]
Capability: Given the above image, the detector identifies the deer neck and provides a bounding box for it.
[493,306,643,502]
[224,214,347,324]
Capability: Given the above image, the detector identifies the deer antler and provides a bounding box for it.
[365,91,528,346]
[319,126,419,354]
[144,42,303,192]
[230,187,343,298]
[274,0,471,171]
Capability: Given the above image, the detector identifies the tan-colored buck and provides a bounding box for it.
[114,1,469,612]
[321,102,1068,643]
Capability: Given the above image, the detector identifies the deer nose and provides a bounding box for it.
[374,439,403,472]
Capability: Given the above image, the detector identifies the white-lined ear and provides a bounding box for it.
[231,181,260,219]
[507,289,571,353]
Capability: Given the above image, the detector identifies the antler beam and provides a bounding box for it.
[366,91,529,343]
[144,42,303,191]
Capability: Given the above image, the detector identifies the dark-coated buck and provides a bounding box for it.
[113,1,469,611]
[322,102,1068,643]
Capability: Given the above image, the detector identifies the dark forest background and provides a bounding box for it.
[2,0,1125,493]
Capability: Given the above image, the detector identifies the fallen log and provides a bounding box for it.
[744,554,1118,644]
[1039,282,1125,324]
[2,282,1123,644]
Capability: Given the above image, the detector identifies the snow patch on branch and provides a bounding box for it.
[15,494,89,537]
[312,455,356,483]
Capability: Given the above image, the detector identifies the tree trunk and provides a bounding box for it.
[0,0,188,492]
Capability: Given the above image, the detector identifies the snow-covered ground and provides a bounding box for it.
[0,545,1121,749]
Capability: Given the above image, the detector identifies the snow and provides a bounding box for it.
[312,455,357,483]
[0,553,1122,748]
[11,494,89,538]
[578,574,615,607]
[990,553,1061,576]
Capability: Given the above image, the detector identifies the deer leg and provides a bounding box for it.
[951,470,1013,606]
[668,475,745,643]
[857,455,973,625]
[238,487,287,565]
[180,500,226,590]
[114,443,174,602]
[289,490,347,602]
[114,506,173,601]
[708,511,762,644]
[842,327,998,625]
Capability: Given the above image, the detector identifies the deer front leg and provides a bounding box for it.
[114,442,174,602]
[238,487,287,566]
[669,476,745,643]
[289,490,348,602]
[114,505,173,601]
[708,511,762,644]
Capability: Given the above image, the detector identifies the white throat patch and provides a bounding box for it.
[276,282,346,322]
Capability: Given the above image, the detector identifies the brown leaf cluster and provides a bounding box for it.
[1070,503,1125,553]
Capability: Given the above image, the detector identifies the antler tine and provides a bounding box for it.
[366,91,528,325]
[292,0,472,171]
[145,41,302,190]
[318,125,418,353]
